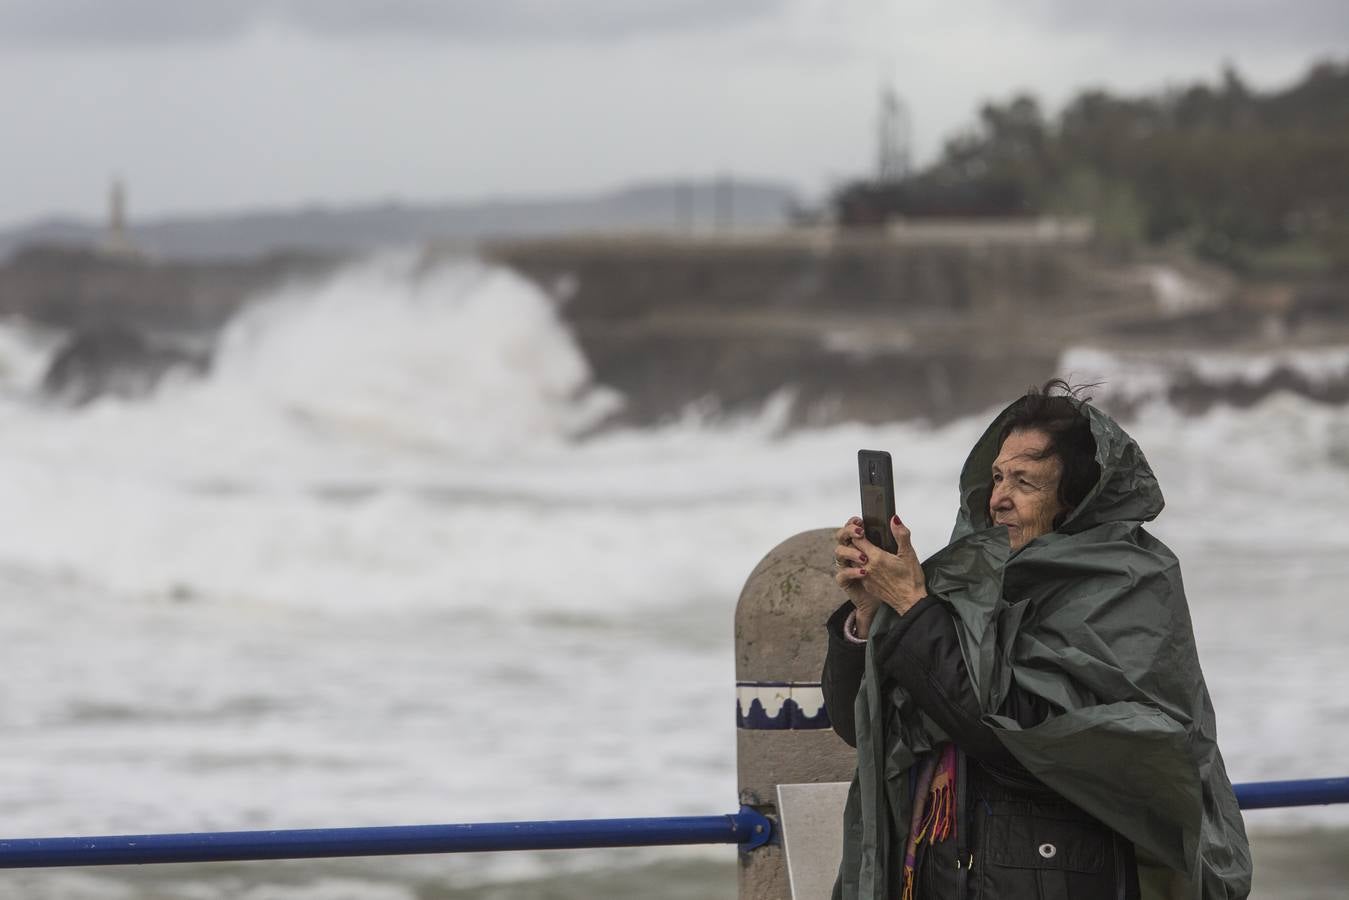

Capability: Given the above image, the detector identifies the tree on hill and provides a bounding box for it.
[834,58,1349,272]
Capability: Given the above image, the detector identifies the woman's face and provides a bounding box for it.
[989,428,1067,550]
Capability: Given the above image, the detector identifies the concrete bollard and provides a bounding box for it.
[735,528,858,900]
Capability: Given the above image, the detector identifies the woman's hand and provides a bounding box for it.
[833,517,883,634]
[835,515,927,631]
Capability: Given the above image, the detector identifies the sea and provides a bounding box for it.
[0,253,1346,899]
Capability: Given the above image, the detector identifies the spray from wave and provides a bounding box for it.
[205,253,623,459]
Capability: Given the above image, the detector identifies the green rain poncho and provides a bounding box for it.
[839,400,1252,899]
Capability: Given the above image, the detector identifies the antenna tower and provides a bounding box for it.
[877,83,912,183]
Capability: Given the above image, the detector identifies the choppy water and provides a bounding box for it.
[0,254,1346,898]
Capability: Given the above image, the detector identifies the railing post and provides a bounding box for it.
[735,529,857,900]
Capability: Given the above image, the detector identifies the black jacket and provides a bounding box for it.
[823,597,1140,900]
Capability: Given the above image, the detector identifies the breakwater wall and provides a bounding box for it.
[0,244,342,337]
[476,232,1157,424]
[5,231,1342,423]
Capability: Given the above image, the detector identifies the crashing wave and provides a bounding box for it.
[1062,345,1349,416]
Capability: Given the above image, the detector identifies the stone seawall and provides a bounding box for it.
[0,244,342,337]
[4,233,1342,422]
[479,231,1102,320]
[477,233,1165,424]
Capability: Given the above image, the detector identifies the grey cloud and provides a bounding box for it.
[1029,0,1349,48]
[0,0,784,46]
[0,1,255,43]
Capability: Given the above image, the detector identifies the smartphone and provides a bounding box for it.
[857,449,897,553]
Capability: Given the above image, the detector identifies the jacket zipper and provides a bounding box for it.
[955,746,970,898]
[1113,831,1127,900]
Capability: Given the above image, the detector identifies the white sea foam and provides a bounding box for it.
[0,318,62,398]
[1063,343,1349,406]
[0,258,1345,897]
[1143,263,1222,315]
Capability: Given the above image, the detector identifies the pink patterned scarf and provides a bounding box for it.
[900,743,957,900]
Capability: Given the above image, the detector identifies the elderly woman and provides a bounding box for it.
[823,382,1251,900]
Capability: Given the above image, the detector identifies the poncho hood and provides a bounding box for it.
[954,400,1164,540]
[838,397,1252,900]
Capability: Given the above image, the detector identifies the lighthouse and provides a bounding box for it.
[97,177,143,260]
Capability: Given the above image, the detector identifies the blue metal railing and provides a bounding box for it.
[0,778,1342,869]
[1233,776,1349,810]
[0,807,772,869]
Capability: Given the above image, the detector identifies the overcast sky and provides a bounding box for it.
[1,0,1344,226]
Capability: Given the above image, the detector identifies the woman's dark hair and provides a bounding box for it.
[996,379,1101,526]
